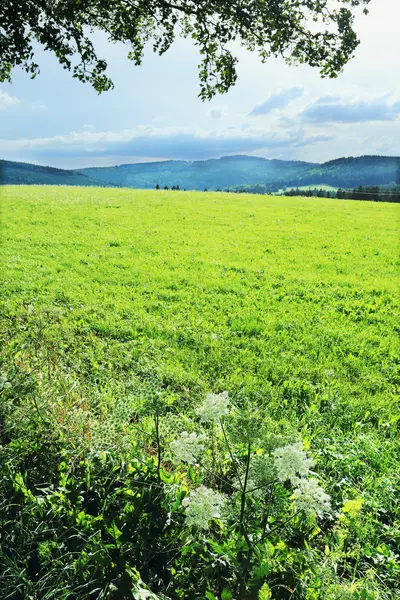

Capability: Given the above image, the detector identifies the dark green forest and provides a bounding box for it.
[279,185,400,203]
[0,159,114,187]
[1,155,400,201]
[282,156,400,188]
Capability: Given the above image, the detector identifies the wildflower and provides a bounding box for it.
[196,391,230,423]
[292,478,331,517]
[170,431,205,464]
[272,442,314,485]
[182,485,226,529]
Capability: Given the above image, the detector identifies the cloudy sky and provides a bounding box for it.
[1,0,399,168]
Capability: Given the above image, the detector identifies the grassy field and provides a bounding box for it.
[1,186,399,599]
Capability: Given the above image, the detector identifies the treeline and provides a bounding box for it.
[155,184,209,191]
[337,186,400,202]
[156,184,187,191]
[282,188,337,198]
[227,183,274,195]
[154,182,400,202]
[281,185,400,203]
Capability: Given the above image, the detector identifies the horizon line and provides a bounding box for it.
[2,152,400,172]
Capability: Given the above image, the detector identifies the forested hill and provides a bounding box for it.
[1,154,399,190]
[0,160,117,187]
[282,156,400,189]
[78,155,315,190]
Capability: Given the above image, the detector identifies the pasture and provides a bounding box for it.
[1,186,399,599]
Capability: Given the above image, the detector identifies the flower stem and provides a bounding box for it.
[219,418,243,490]
[154,412,161,482]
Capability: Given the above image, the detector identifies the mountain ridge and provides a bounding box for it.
[0,159,119,188]
[1,154,399,190]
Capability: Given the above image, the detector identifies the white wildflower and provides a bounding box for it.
[196,391,230,423]
[292,478,331,517]
[169,431,206,464]
[182,485,226,529]
[273,442,314,485]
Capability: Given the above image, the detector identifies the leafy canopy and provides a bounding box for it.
[1,0,370,99]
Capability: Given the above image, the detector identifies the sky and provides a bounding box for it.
[1,0,399,169]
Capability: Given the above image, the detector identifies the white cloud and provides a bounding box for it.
[299,93,400,124]
[0,124,331,162]
[0,90,20,109]
[249,88,304,116]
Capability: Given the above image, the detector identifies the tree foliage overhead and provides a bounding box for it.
[1,0,371,99]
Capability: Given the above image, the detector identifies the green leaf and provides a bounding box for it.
[107,520,123,540]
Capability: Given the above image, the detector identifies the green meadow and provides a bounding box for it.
[1,186,399,599]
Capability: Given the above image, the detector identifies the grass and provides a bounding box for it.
[1,185,399,598]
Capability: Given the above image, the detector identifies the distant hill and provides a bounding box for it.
[0,159,117,187]
[1,154,399,191]
[282,156,400,189]
[78,155,316,190]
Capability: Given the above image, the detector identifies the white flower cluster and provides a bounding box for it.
[273,442,314,485]
[272,442,331,517]
[182,485,225,529]
[170,431,206,464]
[292,478,331,517]
[196,391,230,423]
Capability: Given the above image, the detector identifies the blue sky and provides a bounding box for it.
[1,0,399,168]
